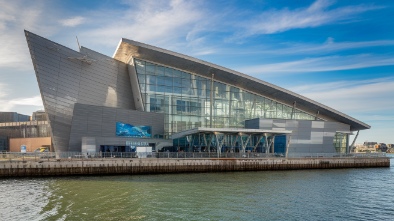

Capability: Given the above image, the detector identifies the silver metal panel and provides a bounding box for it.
[298,121,312,128]
[25,31,135,152]
[247,118,347,153]
[285,120,298,128]
[324,132,336,137]
[311,132,324,144]
[69,103,165,150]
[244,119,259,129]
[297,131,312,140]
[273,122,286,128]
[312,121,324,128]
[311,128,324,132]
[259,119,273,128]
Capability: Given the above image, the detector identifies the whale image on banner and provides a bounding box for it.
[116,122,151,138]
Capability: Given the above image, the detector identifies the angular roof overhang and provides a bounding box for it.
[113,38,370,131]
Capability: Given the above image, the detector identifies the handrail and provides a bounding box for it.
[0,151,387,161]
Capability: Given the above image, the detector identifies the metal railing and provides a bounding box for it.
[155,152,279,159]
[287,152,386,158]
[0,151,387,161]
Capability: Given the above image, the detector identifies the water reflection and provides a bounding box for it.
[1,157,393,220]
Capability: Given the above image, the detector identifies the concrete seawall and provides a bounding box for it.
[0,157,390,177]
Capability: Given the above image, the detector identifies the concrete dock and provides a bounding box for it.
[0,157,390,177]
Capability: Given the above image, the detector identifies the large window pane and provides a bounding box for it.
[134,59,321,137]
[146,63,155,75]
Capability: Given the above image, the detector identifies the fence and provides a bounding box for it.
[0,151,387,162]
[286,152,387,158]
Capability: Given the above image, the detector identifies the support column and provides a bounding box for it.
[240,134,251,153]
[198,133,201,152]
[264,134,269,154]
[232,134,238,151]
[285,135,292,158]
[266,135,275,154]
[207,133,213,153]
[253,135,263,152]
[271,135,276,153]
[186,135,191,152]
[291,101,296,119]
[202,133,208,152]
[215,133,226,158]
[346,134,350,154]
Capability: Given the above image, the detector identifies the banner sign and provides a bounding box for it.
[126,141,149,146]
[116,122,151,138]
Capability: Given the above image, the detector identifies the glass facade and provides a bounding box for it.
[333,132,348,153]
[135,59,316,137]
[172,133,286,154]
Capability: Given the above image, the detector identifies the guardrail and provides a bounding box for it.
[287,152,386,158]
[0,151,387,161]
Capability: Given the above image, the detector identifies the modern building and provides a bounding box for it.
[25,30,370,155]
[32,110,48,121]
[0,112,30,123]
[1,111,35,151]
[0,114,51,152]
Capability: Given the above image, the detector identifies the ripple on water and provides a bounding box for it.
[0,178,52,221]
[1,158,393,220]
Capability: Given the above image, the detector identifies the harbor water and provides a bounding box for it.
[1,155,393,221]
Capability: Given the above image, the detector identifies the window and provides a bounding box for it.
[134,59,321,136]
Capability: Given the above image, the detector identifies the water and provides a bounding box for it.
[1,156,394,221]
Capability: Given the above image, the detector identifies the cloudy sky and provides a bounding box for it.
[0,0,393,144]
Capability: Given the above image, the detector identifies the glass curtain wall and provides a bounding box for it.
[135,59,315,138]
[333,132,347,153]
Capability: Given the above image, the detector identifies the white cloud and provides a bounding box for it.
[289,77,394,143]
[234,0,381,38]
[0,83,43,112]
[288,78,394,113]
[240,54,394,75]
[81,0,207,51]
[251,39,394,56]
[0,0,57,70]
[9,96,43,106]
[59,16,85,27]
[352,125,394,144]
[289,78,391,93]
[0,83,7,97]
[301,38,394,54]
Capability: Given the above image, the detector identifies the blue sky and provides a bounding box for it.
[0,0,393,144]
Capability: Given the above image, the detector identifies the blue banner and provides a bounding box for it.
[116,122,151,138]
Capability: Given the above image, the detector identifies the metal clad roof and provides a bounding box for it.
[113,39,370,131]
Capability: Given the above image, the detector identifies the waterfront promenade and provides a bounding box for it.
[0,153,389,177]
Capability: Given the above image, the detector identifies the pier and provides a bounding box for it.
[0,156,389,177]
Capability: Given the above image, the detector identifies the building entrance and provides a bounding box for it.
[171,128,291,156]
[100,145,130,153]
